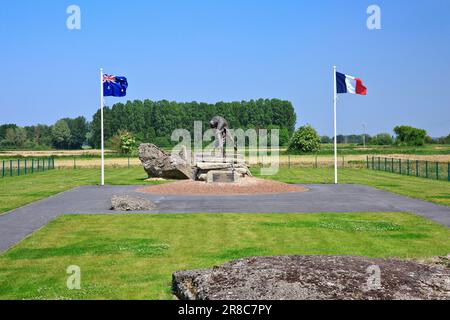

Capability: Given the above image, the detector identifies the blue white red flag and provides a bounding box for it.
[336,72,367,95]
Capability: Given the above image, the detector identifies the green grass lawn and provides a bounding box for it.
[0,212,449,300]
[0,167,161,214]
[284,144,450,155]
[253,167,450,206]
[1,166,449,214]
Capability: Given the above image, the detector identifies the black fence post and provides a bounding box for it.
[1,160,4,178]
[448,162,450,182]
[17,159,20,176]
[9,160,13,176]
[416,160,419,177]
[385,157,387,172]
[24,159,27,175]
[37,159,40,172]
[378,157,381,170]
[31,159,34,173]
[366,156,369,169]
[391,158,394,173]
[399,159,402,175]
[407,159,410,176]
[426,161,429,178]
[372,156,375,170]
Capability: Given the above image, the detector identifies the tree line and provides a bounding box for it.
[1,98,449,151]
[0,99,297,150]
[89,99,296,148]
[288,125,449,154]
[0,117,89,150]
[320,126,450,146]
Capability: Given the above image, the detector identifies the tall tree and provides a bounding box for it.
[52,120,71,149]
[63,117,88,149]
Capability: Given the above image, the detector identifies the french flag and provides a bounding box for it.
[336,72,367,95]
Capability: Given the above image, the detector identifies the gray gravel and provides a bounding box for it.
[0,184,449,253]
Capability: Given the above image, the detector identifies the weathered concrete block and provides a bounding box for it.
[138,144,194,180]
[173,256,450,300]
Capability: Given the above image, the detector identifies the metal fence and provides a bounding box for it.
[1,158,55,178]
[367,156,450,182]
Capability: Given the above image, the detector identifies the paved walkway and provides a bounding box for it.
[0,184,449,253]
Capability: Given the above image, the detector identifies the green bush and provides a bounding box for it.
[394,125,427,146]
[288,125,321,153]
[370,133,393,146]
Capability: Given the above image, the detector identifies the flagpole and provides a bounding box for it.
[333,66,338,184]
[100,68,105,186]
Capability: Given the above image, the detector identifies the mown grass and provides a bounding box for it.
[0,212,449,300]
[253,167,450,206]
[284,144,450,156]
[1,166,449,214]
[0,167,162,214]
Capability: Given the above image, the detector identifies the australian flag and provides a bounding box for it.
[103,74,128,97]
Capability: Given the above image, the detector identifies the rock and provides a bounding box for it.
[172,256,450,300]
[139,144,194,180]
[110,195,156,211]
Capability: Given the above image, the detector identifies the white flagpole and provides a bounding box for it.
[333,66,338,184]
[100,68,105,186]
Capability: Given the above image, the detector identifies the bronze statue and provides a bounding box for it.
[209,116,236,159]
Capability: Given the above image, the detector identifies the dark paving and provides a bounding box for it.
[0,184,449,253]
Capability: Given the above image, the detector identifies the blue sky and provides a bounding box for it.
[1,0,449,136]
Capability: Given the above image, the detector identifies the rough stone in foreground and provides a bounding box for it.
[139,143,193,180]
[110,195,156,211]
[172,256,450,300]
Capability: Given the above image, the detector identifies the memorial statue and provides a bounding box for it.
[209,116,236,159]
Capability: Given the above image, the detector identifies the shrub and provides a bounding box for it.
[288,125,321,153]
[370,133,393,146]
[394,126,427,146]
[110,130,136,154]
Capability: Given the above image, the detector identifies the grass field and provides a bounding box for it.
[0,212,449,300]
[13,154,450,169]
[1,144,450,157]
[1,145,449,169]
[253,167,450,206]
[287,144,450,156]
[0,164,449,300]
[0,167,163,214]
[1,166,449,215]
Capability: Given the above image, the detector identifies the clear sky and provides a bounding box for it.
[1,0,449,137]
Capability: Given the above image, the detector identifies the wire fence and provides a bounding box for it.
[367,156,450,182]
[34,155,365,169]
[1,158,55,178]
